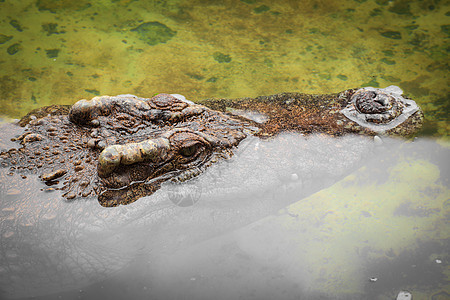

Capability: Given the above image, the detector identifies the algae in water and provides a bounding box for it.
[131,22,177,46]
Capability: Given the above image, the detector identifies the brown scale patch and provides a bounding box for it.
[199,92,352,137]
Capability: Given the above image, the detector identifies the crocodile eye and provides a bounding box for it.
[180,144,199,157]
[167,131,209,161]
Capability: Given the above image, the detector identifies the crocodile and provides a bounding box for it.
[0,85,423,207]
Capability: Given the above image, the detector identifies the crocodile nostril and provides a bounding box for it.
[341,86,421,132]
[374,95,389,106]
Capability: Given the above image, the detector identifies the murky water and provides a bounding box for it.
[0,0,449,299]
[0,132,449,299]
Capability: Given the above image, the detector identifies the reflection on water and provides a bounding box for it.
[0,132,448,299]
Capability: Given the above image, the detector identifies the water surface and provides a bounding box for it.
[0,1,449,299]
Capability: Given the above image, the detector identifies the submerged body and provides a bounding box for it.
[0,86,422,207]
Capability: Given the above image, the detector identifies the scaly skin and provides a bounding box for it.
[198,86,423,137]
[1,94,248,207]
[0,86,423,207]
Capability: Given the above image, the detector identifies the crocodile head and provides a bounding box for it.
[0,86,423,207]
[0,94,249,207]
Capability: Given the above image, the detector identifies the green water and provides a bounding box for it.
[0,1,449,299]
[0,0,448,137]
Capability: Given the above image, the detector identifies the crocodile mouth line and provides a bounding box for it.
[98,151,214,207]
